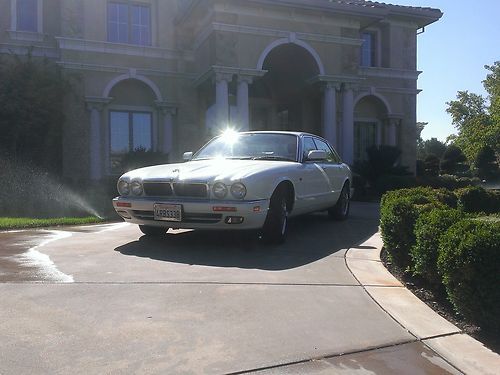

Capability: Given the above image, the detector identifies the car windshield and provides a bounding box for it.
[192,133,298,162]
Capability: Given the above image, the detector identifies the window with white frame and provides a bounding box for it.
[107,1,151,46]
[109,110,152,173]
[16,0,38,32]
[360,32,377,67]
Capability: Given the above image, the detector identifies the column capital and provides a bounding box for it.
[342,82,358,92]
[155,101,177,116]
[320,81,341,92]
[237,74,254,85]
[85,96,112,112]
[386,116,402,126]
[214,71,233,83]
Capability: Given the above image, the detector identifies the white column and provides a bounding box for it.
[387,118,398,147]
[162,108,175,156]
[215,73,229,128]
[322,83,337,148]
[237,76,251,131]
[342,84,354,165]
[376,122,382,146]
[87,104,103,181]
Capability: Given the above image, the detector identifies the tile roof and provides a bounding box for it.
[331,0,441,13]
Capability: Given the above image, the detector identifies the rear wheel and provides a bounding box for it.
[139,225,167,236]
[328,183,350,220]
[262,188,289,244]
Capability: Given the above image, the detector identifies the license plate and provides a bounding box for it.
[154,204,182,222]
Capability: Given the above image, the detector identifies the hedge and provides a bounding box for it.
[455,186,500,214]
[438,218,500,334]
[411,207,467,285]
[380,187,455,268]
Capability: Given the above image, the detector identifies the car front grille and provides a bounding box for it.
[143,182,208,198]
[173,183,208,198]
[143,182,173,197]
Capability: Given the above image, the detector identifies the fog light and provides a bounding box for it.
[225,216,244,224]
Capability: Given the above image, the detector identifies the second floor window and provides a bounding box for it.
[17,0,38,32]
[107,2,151,46]
[360,32,377,67]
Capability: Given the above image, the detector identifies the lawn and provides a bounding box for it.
[0,216,106,230]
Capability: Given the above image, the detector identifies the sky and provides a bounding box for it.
[392,0,500,141]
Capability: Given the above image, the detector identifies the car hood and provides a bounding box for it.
[122,159,298,184]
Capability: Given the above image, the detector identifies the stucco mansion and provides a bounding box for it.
[1,0,442,180]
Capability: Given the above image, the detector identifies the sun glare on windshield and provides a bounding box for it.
[220,128,240,145]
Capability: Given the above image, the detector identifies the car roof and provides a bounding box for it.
[238,130,319,138]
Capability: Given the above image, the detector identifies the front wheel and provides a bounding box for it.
[139,225,167,236]
[328,183,350,220]
[262,189,288,244]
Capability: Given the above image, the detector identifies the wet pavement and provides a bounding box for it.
[0,203,492,374]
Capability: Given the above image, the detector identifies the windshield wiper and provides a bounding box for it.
[252,155,295,161]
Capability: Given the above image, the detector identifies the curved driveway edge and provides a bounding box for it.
[345,232,500,375]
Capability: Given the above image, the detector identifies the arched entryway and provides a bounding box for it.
[106,78,159,174]
[250,41,323,133]
[353,94,391,161]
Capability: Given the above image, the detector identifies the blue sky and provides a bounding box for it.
[393,0,500,141]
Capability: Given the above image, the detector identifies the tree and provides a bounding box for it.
[446,62,500,169]
[0,53,73,174]
[475,145,498,180]
[417,137,447,160]
[440,145,467,175]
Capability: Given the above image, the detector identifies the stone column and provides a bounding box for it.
[322,82,338,148]
[155,101,177,158]
[85,99,109,181]
[237,76,252,131]
[387,118,399,147]
[215,73,231,129]
[342,84,354,165]
[376,122,383,146]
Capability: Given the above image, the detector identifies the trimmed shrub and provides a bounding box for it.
[411,207,467,285]
[438,218,500,334]
[374,174,417,195]
[416,175,480,190]
[380,187,454,269]
[455,186,500,214]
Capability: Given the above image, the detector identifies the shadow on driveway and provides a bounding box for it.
[114,206,379,271]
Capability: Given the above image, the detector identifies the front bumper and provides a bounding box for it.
[112,196,270,230]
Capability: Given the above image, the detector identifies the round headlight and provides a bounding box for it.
[130,180,143,196]
[117,179,130,196]
[212,182,228,199]
[230,182,247,199]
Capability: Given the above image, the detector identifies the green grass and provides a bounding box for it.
[0,216,106,230]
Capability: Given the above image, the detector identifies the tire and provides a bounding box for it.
[328,183,350,220]
[262,188,289,244]
[139,225,167,236]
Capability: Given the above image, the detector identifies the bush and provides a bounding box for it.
[373,175,417,195]
[118,147,168,173]
[455,186,500,214]
[380,187,455,269]
[417,174,480,190]
[438,218,500,334]
[411,207,467,285]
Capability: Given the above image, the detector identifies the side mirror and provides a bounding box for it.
[306,150,327,161]
[183,152,193,161]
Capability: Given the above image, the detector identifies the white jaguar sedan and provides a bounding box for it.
[113,131,352,243]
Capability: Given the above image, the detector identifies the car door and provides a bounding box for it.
[313,137,344,207]
[293,136,331,214]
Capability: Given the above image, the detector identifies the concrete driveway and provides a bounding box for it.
[0,202,486,374]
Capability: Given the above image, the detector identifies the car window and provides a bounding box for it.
[302,137,317,160]
[193,133,298,161]
[313,138,340,163]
